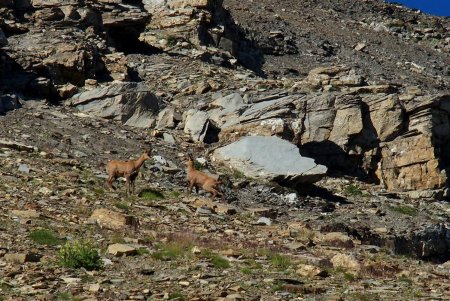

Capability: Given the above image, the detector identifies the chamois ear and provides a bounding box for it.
[187,153,194,161]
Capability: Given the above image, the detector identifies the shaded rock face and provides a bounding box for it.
[299,92,450,196]
[7,28,100,86]
[67,82,160,128]
[212,136,327,185]
[140,0,264,72]
[0,94,21,114]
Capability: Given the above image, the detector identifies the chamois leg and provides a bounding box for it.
[204,184,221,201]
[105,175,116,190]
[188,181,194,196]
[125,174,132,195]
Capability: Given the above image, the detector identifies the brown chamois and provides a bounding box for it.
[186,154,224,201]
[105,149,151,195]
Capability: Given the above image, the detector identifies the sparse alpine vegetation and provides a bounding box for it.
[30,229,64,246]
[58,240,102,270]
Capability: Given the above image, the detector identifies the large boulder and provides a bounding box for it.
[66,82,160,128]
[212,136,327,185]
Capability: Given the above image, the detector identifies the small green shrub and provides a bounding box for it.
[30,229,64,246]
[166,35,178,47]
[344,272,356,281]
[58,240,102,270]
[343,184,363,197]
[210,254,230,269]
[114,202,129,212]
[139,189,164,200]
[388,205,417,216]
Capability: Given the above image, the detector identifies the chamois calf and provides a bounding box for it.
[186,154,224,201]
[105,149,151,195]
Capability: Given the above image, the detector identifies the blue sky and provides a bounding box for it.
[388,0,450,16]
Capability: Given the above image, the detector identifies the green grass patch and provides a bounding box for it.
[114,202,129,212]
[55,292,82,301]
[272,283,285,292]
[346,292,379,301]
[169,292,185,300]
[210,254,230,269]
[93,187,105,195]
[269,253,292,271]
[139,188,165,200]
[30,229,64,246]
[58,240,102,270]
[398,275,414,285]
[343,184,363,197]
[232,169,246,179]
[151,242,188,261]
[200,250,230,269]
[388,205,418,216]
[242,259,263,272]
[167,190,182,198]
[136,248,150,256]
[344,272,356,281]
[166,35,178,47]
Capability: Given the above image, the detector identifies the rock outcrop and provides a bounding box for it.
[212,136,327,185]
[67,82,160,128]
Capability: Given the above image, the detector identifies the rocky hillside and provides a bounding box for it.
[1,0,450,300]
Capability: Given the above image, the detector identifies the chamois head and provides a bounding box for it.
[186,153,194,167]
[142,149,151,160]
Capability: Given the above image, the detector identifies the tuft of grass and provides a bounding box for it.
[139,188,165,200]
[30,229,64,246]
[388,205,418,216]
[168,190,182,198]
[114,202,129,212]
[169,292,185,300]
[200,250,230,269]
[55,292,82,301]
[272,283,285,292]
[232,169,246,179]
[93,187,105,195]
[136,248,150,256]
[347,292,379,301]
[241,259,263,274]
[151,242,188,261]
[269,253,292,271]
[398,275,414,285]
[166,35,178,47]
[343,184,363,197]
[344,272,356,281]
[58,239,102,270]
[210,254,230,269]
